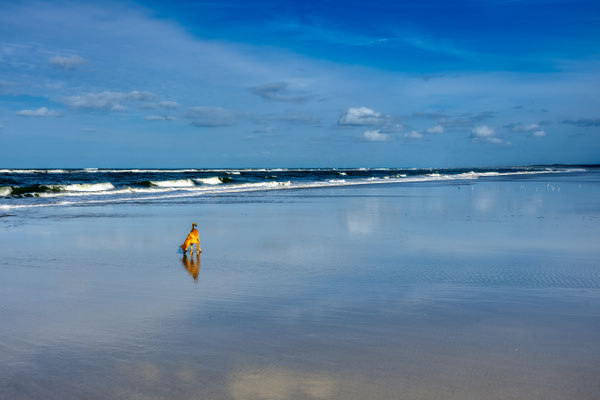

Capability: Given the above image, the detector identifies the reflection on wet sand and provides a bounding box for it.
[181,254,201,282]
[229,366,336,400]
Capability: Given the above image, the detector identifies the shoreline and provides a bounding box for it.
[1,175,599,399]
[1,166,593,211]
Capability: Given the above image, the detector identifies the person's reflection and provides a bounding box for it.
[181,254,201,282]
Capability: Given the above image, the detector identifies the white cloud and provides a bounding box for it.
[471,125,506,144]
[404,130,423,139]
[509,122,546,137]
[62,91,156,111]
[17,106,61,117]
[426,124,444,134]
[48,54,85,69]
[145,115,176,121]
[338,107,387,126]
[472,125,495,137]
[522,123,539,131]
[159,101,179,109]
[363,129,389,142]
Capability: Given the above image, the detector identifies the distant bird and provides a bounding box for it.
[180,223,201,255]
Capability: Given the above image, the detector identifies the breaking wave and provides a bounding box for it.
[0,166,592,208]
[62,183,115,192]
[194,177,222,185]
[147,179,196,187]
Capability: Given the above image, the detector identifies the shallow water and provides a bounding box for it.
[1,173,599,399]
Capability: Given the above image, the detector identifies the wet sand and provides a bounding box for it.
[1,173,599,399]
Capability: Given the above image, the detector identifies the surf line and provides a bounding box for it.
[0,169,572,210]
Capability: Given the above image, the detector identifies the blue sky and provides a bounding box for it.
[1,0,599,167]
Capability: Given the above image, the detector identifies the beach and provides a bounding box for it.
[1,171,599,399]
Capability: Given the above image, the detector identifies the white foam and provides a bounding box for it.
[36,188,130,198]
[0,169,38,173]
[149,179,196,187]
[63,182,116,192]
[0,186,12,197]
[194,177,222,185]
[78,169,204,173]
[262,181,291,187]
[0,169,71,174]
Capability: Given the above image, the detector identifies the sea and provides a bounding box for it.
[0,165,595,210]
[1,164,599,399]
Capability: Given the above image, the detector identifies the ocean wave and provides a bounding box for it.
[0,166,591,175]
[62,182,115,192]
[2,182,118,197]
[148,179,196,187]
[194,177,222,185]
[0,186,12,197]
[63,169,206,173]
[0,169,69,174]
[6,184,62,196]
[0,168,588,208]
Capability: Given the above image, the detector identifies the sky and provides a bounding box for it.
[0,0,599,167]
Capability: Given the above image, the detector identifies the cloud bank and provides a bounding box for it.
[363,129,389,142]
[62,91,156,111]
[404,130,423,139]
[338,107,389,126]
[426,124,444,134]
[17,107,62,117]
[506,122,546,137]
[48,54,86,69]
[145,115,176,121]
[471,125,504,144]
